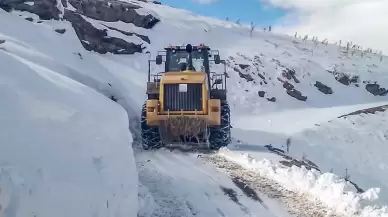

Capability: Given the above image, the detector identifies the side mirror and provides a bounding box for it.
[214,78,222,85]
[214,55,221,64]
[156,55,163,65]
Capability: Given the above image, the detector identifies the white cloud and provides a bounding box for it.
[192,0,218,4]
[265,0,388,54]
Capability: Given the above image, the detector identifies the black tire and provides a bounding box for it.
[141,102,163,150]
[208,101,231,150]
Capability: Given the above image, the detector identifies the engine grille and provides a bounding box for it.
[163,83,203,111]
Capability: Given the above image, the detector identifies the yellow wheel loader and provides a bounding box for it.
[141,44,231,150]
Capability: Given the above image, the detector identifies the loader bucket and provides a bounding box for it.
[159,116,209,146]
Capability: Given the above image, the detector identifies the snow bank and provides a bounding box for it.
[0,45,138,216]
[218,148,388,217]
[287,109,388,204]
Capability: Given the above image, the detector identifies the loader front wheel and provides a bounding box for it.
[141,102,163,150]
[208,101,231,150]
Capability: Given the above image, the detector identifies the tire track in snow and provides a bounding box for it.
[135,148,281,217]
[205,154,346,217]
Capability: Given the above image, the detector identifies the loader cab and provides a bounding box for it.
[155,44,221,74]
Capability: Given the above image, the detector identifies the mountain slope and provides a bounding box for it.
[0,37,137,216]
[1,1,388,217]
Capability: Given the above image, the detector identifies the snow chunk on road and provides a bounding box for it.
[218,148,388,217]
[0,49,138,217]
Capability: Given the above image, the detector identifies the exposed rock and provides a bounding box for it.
[239,72,254,82]
[0,39,5,44]
[233,66,254,82]
[0,0,159,52]
[55,28,66,34]
[264,144,364,193]
[327,69,359,86]
[314,81,333,94]
[282,81,294,90]
[287,89,307,101]
[152,1,162,4]
[279,159,320,172]
[365,83,388,96]
[68,0,160,29]
[64,10,144,55]
[0,0,61,20]
[251,63,266,80]
[61,0,67,7]
[253,55,263,65]
[282,68,300,83]
[101,24,150,44]
[25,17,33,21]
[267,97,276,102]
[258,91,265,97]
[338,104,388,118]
[256,72,265,80]
[238,64,250,70]
[337,75,352,85]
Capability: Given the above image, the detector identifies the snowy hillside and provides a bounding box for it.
[0,29,138,216]
[1,0,388,216]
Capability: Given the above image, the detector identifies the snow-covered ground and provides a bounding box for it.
[0,30,138,217]
[136,147,294,217]
[1,0,388,216]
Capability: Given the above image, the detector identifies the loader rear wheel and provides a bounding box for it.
[141,102,163,150]
[208,101,231,150]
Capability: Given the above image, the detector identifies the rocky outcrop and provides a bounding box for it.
[282,68,300,83]
[1,0,159,54]
[337,74,358,86]
[101,24,150,44]
[232,66,254,82]
[282,81,294,90]
[338,104,388,118]
[287,89,307,101]
[365,83,388,96]
[238,64,250,70]
[68,0,159,29]
[278,77,307,101]
[238,72,254,82]
[258,91,265,97]
[0,0,61,20]
[327,69,359,86]
[6,0,155,25]
[64,10,144,54]
[314,81,333,94]
[267,97,276,102]
[55,28,66,34]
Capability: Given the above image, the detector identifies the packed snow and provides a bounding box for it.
[0,10,138,217]
[136,147,294,217]
[0,40,137,216]
[1,0,388,216]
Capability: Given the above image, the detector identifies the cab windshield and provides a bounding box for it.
[167,50,206,72]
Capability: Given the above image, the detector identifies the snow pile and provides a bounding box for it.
[218,148,388,217]
[0,13,138,217]
[288,109,388,204]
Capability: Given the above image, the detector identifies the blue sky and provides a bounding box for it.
[158,0,287,27]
